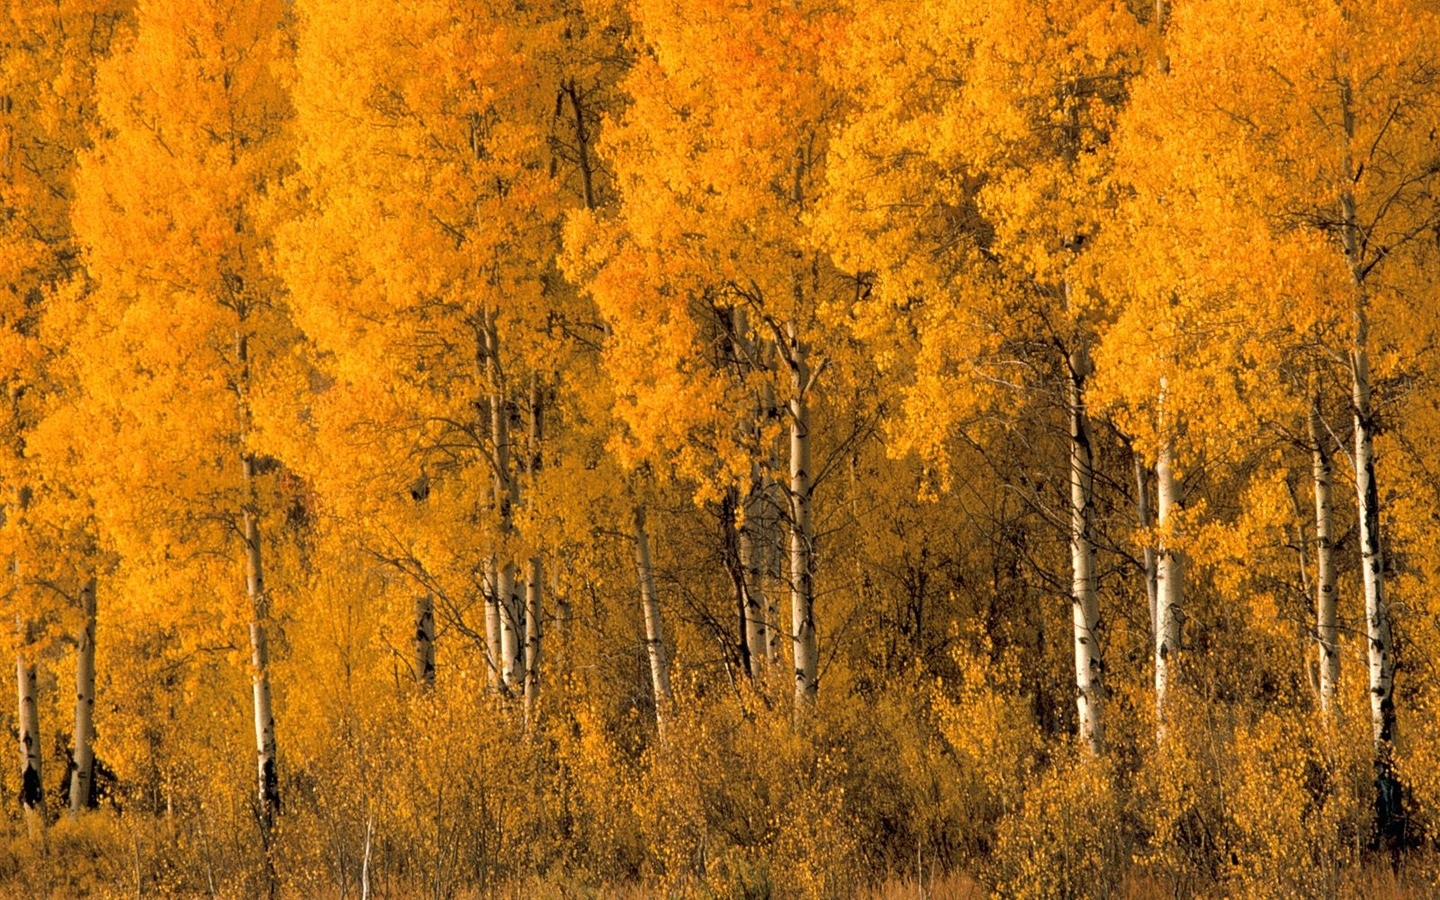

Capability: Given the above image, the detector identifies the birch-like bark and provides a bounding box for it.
[482,310,524,691]
[498,562,524,688]
[483,558,502,692]
[1154,385,1184,733]
[1352,306,1395,746]
[632,505,672,729]
[783,325,818,709]
[1067,348,1103,754]
[1337,80,1395,751]
[70,578,98,813]
[244,456,281,830]
[1309,397,1339,718]
[413,594,435,689]
[16,617,42,824]
[237,329,279,830]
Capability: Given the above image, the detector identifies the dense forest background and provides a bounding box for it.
[2,0,1440,896]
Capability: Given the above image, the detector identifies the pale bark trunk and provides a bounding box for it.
[1133,452,1159,644]
[413,594,435,688]
[1337,80,1395,751]
[1338,76,1401,847]
[1067,349,1103,754]
[236,329,279,836]
[16,617,43,824]
[498,562,524,689]
[1309,397,1339,718]
[70,578,98,814]
[523,557,542,727]
[632,505,672,729]
[482,310,524,692]
[1154,387,1183,733]
[243,459,280,830]
[1353,315,1394,746]
[783,326,818,709]
[483,558,502,692]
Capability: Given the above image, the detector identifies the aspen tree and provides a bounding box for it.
[818,0,1143,749]
[632,504,672,730]
[0,0,131,821]
[571,0,848,714]
[1309,396,1339,716]
[1105,0,1440,829]
[282,0,568,713]
[69,577,96,812]
[72,0,297,830]
[14,616,42,826]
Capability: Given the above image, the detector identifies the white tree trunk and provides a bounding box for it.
[783,326,818,710]
[15,617,43,825]
[523,556,542,727]
[1154,387,1183,733]
[1309,396,1339,718]
[413,594,435,689]
[498,562,524,689]
[243,470,280,830]
[632,505,672,729]
[70,578,98,814]
[1352,312,1395,746]
[1067,349,1103,754]
[483,558,502,692]
[482,310,524,692]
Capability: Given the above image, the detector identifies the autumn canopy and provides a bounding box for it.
[1,0,1439,895]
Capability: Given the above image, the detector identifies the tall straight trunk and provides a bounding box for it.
[498,562,524,688]
[243,456,280,830]
[632,505,672,729]
[783,325,818,709]
[1067,348,1103,754]
[1352,315,1394,746]
[739,470,769,680]
[1336,80,1395,752]
[482,309,524,692]
[1154,387,1183,733]
[523,557,542,727]
[483,558,502,692]
[69,578,98,814]
[413,594,435,688]
[235,330,279,836]
[1309,397,1339,718]
[15,617,42,825]
[1337,76,1401,848]
[1133,452,1159,644]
